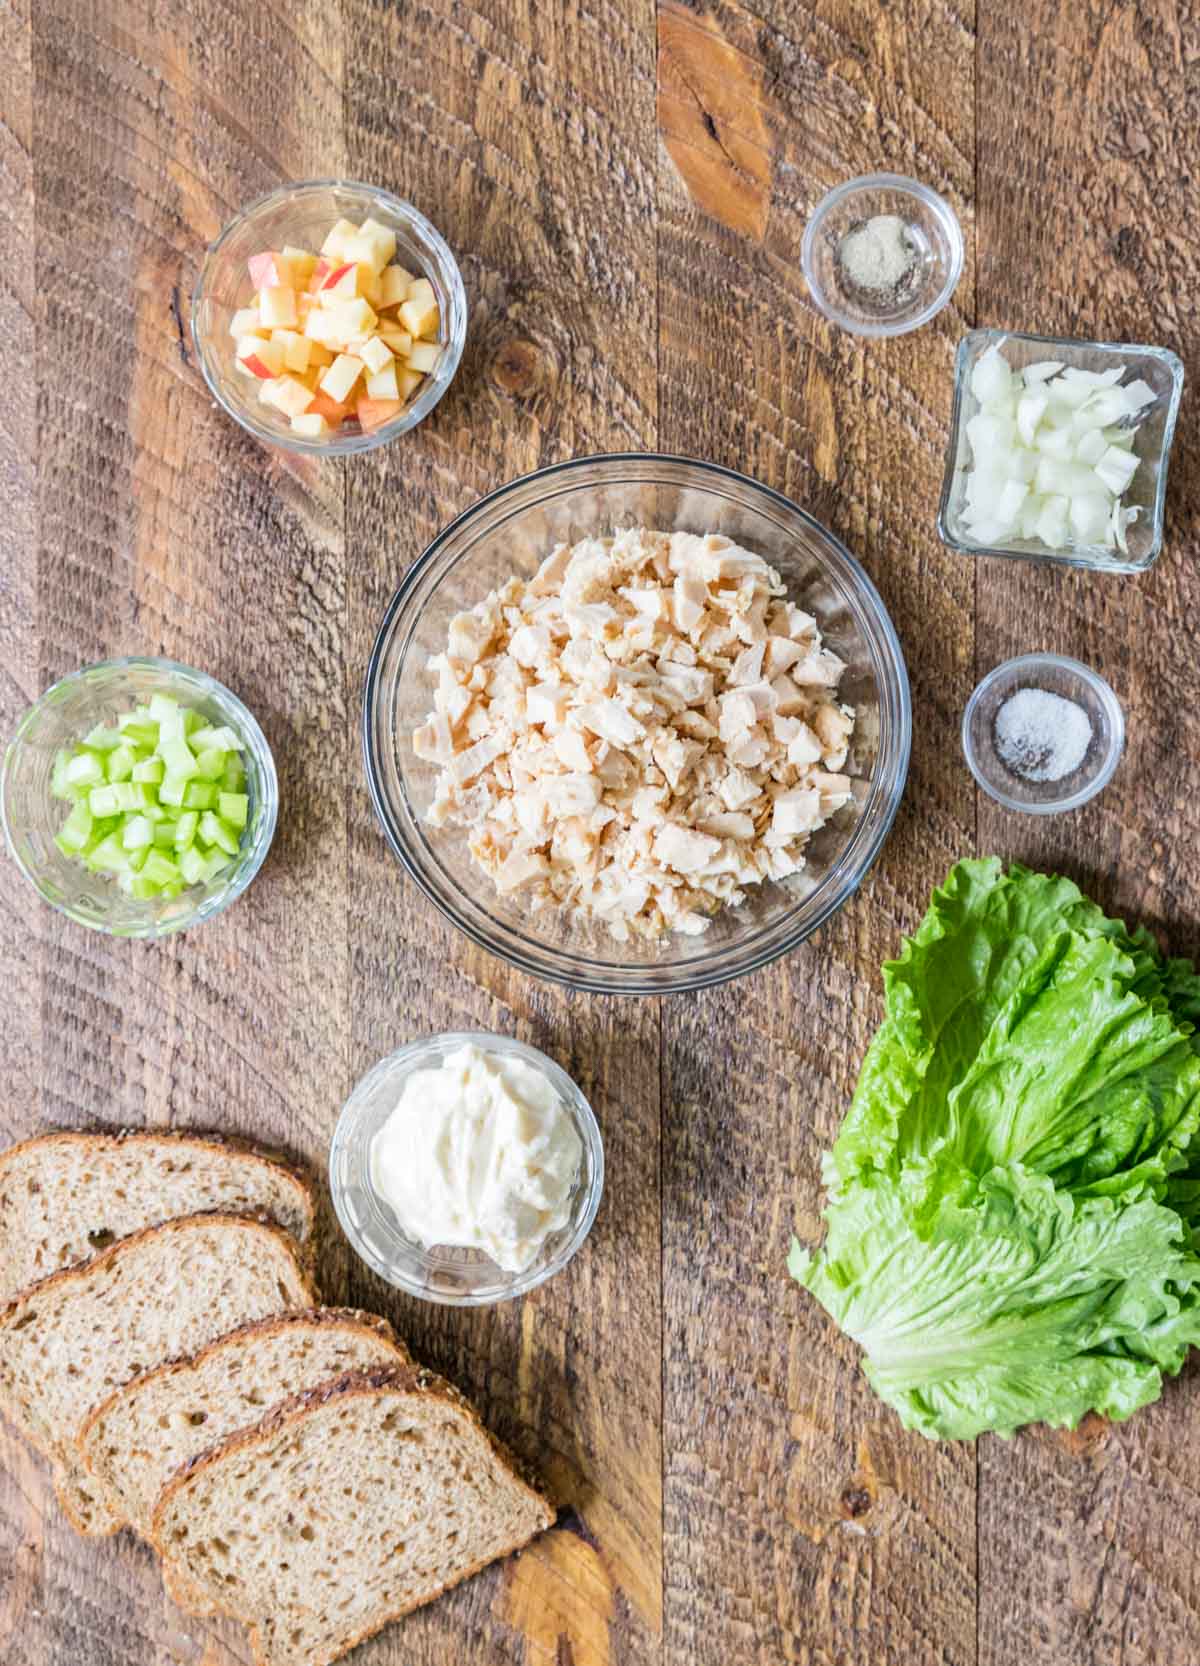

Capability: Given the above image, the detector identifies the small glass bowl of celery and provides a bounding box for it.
[1,658,277,937]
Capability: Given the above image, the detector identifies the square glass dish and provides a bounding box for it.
[938,328,1184,574]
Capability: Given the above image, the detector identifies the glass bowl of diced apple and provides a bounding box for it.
[191,180,467,455]
[1,658,278,937]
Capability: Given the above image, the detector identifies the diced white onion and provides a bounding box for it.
[958,346,1148,553]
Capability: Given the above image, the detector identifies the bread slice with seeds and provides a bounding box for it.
[79,1309,410,1544]
[152,1365,555,1666]
[0,1213,315,1534]
[0,1130,316,1307]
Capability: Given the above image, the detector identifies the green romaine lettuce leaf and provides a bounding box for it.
[793,859,1200,1440]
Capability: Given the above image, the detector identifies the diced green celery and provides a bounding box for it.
[159,774,189,808]
[57,803,94,852]
[64,751,105,792]
[193,747,226,781]
[118,720,158,748]
[84,725,122,752]
[106,744,136,782]
[183,782,217,811]
[189,724,243,753]
[121,874,162,900]
[121,815,155,851]
[159,735,197,780]
[126,842,150,872]
[51,750,74,801]
[218,792,248,830]
[88,784,121,817]
[173,810,199,850]
[149,693,184,735]
[132,757,164,784]
[109,782,144,813]
[142,850,180,887]
[221,756,246,792]
[152,820,177,848]
[183,708,204,736]
[177,845,208,885]
[198,810,238,854]
[89,833,130,872]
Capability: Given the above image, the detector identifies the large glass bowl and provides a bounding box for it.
[2,657,278,937]
[363,455,912,995]
[191,179,467,457]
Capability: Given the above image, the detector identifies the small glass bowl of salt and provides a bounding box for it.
[802,173,964,337]
[963,653,1124,815]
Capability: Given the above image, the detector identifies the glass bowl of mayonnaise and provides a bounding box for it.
[329,1032,604,1305]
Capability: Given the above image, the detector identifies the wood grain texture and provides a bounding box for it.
[975,3,1200,1663]
[4,0,1200,1664]
[339,4,662,1665]
[657,2,978,1662]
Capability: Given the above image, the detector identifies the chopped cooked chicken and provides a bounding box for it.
[412,527,858,941]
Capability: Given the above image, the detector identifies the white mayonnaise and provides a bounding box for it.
[369,1043,583,1273]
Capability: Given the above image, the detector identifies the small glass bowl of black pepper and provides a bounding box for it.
[802,173,964,337]
[962,653,1125,815]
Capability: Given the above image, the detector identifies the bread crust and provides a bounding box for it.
[77,1307,408,1481]
[0,1212,319,1518]
[0,1129,319,1305]
[151,1364,556,1665]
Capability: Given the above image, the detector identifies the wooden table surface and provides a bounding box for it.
[2,1,1199,1663]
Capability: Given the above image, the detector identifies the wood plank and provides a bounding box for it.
[656,1,978,1661]
[975,3,1200,1662]
[3,1,347,1662]
[340,4,662,1665]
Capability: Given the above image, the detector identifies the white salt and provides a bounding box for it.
[994,686,1093,783]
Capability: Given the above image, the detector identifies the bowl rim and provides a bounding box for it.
[936,327,1185,573]
[1,654,279,937]
[961,651,1126,815]
[191,177,467,458]
[801,171,965,338]
[361,451,912,995]
[328,1030,605,1306]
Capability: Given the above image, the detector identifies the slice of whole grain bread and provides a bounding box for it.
[79,1308,409,1543]
[151,1365,555,1666]
[0,1130,315,1307]
[0,1213,315,1534]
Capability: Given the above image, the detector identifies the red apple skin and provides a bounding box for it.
[356,397,404,433]
[307,259,331,293]
[248,251,283,288]
[321,261,355,291]
[241,353,276,380]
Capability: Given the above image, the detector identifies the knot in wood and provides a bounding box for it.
[491,338,545,399]
[839,1483,873,1520]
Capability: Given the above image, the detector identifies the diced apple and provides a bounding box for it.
[407,341,441,374]
[296,292,317,322]
[282,245,318,281]
[366,363,400,399]
[306,341,335,368]
[271,329,312,373]
[398,279,439,339]
[248,250,299,289]
[237,335,286,377]
[234,357,258,378]
[307,391,352,426]
[320,354,365,404]
[357,265,382,308]
[307,258,332,293]
[378,266,415,309]
[259,375,316,419]
[327,297,378,337]
[341,218,396,275]
[359,335,394,375]
[356,397,404,433]
[303,309,344,347]
[396,366,424,400]
[259,285,298,329]
[229,306,268,340]
[320,218,359,260]
[291,412,330,438]
[319,261,357,300]
[378,329,413,356]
